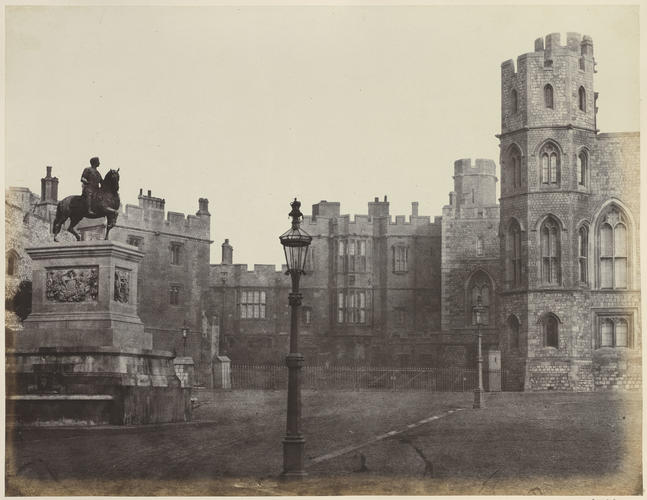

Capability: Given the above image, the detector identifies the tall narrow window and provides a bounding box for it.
[506,145,522,190]
[510,147,522,188]
[540,217,560,284]
[337,240,346,272]
[578,226,588,284]
[337,292,344,323]
[578,86,586,112]
[476,236,484,256]
[7,252,17,276]
[544,84,554,109]
[616,319,628,347]
[544,315,559,348]
[169,285,181,305]
[508,315,520,350]
[393,246,408,273]
[357,240,367,272]
[600,319,613,347]
[598,207,630,289]
[507,220,522,287]
[577,151,587,186]
[302,307,312,325]
[170,243,182,265]
[540,143,560,184]
[304,248,315,273]
[511,89,518,114]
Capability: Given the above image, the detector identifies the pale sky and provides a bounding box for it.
[5,5,640,266]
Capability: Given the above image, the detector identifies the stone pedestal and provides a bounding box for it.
[6,241,191,425]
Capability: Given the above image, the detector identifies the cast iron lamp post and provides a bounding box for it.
[181,324,189,356]
[473,295,486,409]
[279,198,312,479]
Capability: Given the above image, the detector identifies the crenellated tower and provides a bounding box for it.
[498,33,598,390]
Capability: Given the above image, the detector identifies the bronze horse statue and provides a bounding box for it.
[53,168,120,242]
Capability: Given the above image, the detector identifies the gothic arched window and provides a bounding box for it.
[578,226,588,284]
[543,314,559,348]
[544,84,554,109]
[578,86,586,112]
[7,251,18,276]
[598,206,629,289]
[508,315,520,350]
[506,220,522,287]
[540,217,560,284]
[467,271,492,326]
[540,143,559,185]
[577,150,588,186]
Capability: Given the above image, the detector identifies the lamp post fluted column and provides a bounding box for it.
[473,295,486,409]
[279,198,312,479]
[282,270,306,478]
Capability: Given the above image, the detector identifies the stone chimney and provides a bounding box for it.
[197,198,210,216]
[411,202,419,217]
[40,166,59,204]
[221,239,233,265]
[368,195,390,218]
[138,188,165,210]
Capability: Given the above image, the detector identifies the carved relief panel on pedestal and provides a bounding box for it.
[46,267,99,302]
[113,268,131,304]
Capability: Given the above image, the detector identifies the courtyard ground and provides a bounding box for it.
[5,389,642,496]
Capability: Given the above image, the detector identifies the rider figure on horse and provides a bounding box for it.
[81,157,103,215]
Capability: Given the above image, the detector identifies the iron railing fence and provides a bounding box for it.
[231,364,506,392]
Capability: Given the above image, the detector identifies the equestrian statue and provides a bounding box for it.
[53,156,120,242]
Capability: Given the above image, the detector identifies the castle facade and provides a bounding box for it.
[6,33,640,391]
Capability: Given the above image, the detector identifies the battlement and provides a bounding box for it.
[502,32,594,77]
[535,32,593,56]
[304,198,440,232]
[454,158,496,177]
[210,262,288,287]
[119,200,210,239]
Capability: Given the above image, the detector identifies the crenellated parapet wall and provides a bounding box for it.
[210,263,288,288]
[119,199,210,242]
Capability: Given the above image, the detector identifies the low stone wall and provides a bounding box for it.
[593,354,641,391]
[526,359,594,392]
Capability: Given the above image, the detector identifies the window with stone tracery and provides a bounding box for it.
[467,271,492,326]
[540,143,559,185]
[540,217,560,284]
[596,315,632,348]
[598,207,629,289]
